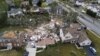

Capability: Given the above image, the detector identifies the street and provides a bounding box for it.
[54,0,100,36]
[78,16,100,36]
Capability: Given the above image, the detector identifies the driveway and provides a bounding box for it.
[26,48,36,56]
[84,46,96,56]
[26,42,37,56]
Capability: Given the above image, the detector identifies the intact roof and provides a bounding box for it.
[36,38,55,46]
[2,31,17,39]
[5,0,14,5]
[8,8,22,14]
[70,23,80,29]
[78,31,91,43]
[68,23,90,42]
[67,28,80,38]
[67,23,81,38]
[32,0,39,4]
[21,1,29,5]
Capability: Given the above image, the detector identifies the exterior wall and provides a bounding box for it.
[60,29,65,42]
[60,29,79,43]
[70,38,79,43]
[0,42,23,47]
[75,1,82,6]
[79,39,92,46]
[63,38,78,43]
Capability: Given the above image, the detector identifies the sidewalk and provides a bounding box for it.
[26,42,37,56]
[26,48,36,56]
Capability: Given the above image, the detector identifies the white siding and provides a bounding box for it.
[79,39,92,46]
[65,32,73,40]
[60,29,65,42]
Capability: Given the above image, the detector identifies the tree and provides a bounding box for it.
[37,0,42,7]
[67,12,78,23]
[29,0,33,6]
[0,12,7,28]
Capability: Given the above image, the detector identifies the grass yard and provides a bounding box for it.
[37,30,100,56]
[37,43,86,56]
[0,26,26,32]
[0,0,7,11]
[86,30,100,56]
[14,0,21,7]
[0,49,24,56]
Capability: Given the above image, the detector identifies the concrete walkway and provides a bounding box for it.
[26,42,37,56]
[26,48,37,56]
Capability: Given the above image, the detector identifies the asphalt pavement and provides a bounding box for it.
[26,42,37,56]
[78,16,100,35]
[84,46,96,56]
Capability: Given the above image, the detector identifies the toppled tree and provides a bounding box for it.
[66,12,78,23]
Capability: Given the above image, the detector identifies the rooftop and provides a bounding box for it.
[8,8,23,15]
[78,30,91,43]
[67,23,81,38]
[2,31,17,39]
[36,38,55,46]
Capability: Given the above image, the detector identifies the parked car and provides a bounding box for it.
[89,46,97,55]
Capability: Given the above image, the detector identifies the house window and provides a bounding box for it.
[71,40,75,43]
[82,43,85,45]
[87,43,90,45]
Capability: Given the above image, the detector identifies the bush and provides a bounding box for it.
[7,13,50,27]
[0,12,8,28]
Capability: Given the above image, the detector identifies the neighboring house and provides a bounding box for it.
[60,25,80,43]
[0,31,25,48]
[5,0,16,11]
[75,0,84,6]
[7,8,23,18]
[86,4,100,18]
[5,0,14,5]
[32,0,39,6]
[60,23,92,46]
[30,6,40,13]
[86,5,97,17]
[21,1,30,7]
[46,0,53,4]
[87,5,98,13]
[78,31,91,46]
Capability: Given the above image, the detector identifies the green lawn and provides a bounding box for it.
[86,30,100,56]
[37,43,86,56]
[0,0,21,12]
[0,0,7,11]
[0,26,26,32]
[14,0,21,7]
[37,30,100,56]
[0,49,24,56]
